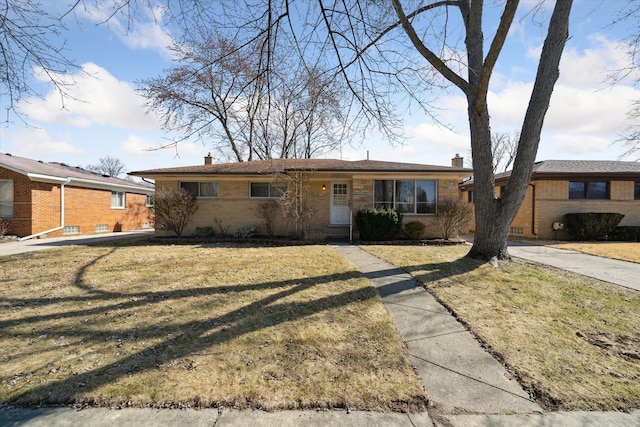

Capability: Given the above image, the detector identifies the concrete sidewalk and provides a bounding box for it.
[507,241,640,292]
[330,244,542,422]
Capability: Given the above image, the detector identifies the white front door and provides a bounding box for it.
[330,182,350,225]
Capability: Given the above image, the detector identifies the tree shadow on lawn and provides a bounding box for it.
[364,256,483,297]
[3,247,381,407]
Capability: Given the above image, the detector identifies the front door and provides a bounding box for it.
[330,182,350,225]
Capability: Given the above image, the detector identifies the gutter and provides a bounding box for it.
[19,178,71,241]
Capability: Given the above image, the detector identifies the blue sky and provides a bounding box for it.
[1,0,638,175]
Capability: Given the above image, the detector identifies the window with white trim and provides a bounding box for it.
[111,191,126,208]
[0,179,14,218]
[250,182,287,198]
[374,179,437,214]
[180,181,218,198]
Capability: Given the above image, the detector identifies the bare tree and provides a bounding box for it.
[150,188,198,237]
[620,100,640,161]
[435,199,474,240]
[492,132,519,173]
[466,131,520,173]
[86,156,127,177]
[0,0,80,121]
[138,26,348,161]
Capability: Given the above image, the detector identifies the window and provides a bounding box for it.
[569,181,609,200]
[111,191,125,208]
[146,195,154,207]
[635,182,640,200]
[180,181,218,198]
[374,179,437,214]
[467,191,474,203]
[0,179,14,218]
[250,182,287,198]
[64,225,80,234]
[96,224,109,232]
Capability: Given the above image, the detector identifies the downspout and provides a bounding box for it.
[19,178,71,241]
[529,183,537,237]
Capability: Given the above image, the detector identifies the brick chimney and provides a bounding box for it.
[204,153,214,165]
[451,153,464,168]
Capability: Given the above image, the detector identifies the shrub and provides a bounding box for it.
[194,226,214,238]
[0,219,10,238]
[564,212,625,241]
[235,224,257,238]
[150,188,198,237]
[610,226,640,242]
[435,199,473,240]
[356,208,402,241]
[255,199,280,237]
[404,221,426,240]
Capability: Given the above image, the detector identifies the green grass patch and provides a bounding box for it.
[362,245,640,411]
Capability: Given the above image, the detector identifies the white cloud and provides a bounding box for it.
[1,128,84,158]
[78,3,174,58]
[18,63,163,131]
[545,133,612,157]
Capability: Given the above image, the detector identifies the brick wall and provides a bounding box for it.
[535,180,640,239]
[155,172,471,239]
[1,167,34,236]
[1,166,151,238]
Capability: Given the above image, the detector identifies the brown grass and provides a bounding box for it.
[362,245,640,411]
[0,240,427,411]
[547,242,640,264]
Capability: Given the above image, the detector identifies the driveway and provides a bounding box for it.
[0,230,154,257]
[503,240,640,292]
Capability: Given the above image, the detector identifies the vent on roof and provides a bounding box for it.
[5,153,11,156]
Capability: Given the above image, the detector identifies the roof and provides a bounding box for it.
[1,152,154,193]
[129,158,472,177]
[460,160,640,188]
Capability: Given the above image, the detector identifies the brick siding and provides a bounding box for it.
[1,166,151,238]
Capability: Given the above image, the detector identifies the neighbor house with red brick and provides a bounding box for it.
[130,154,472,239]
[1,153,154,239]
[459,160,640,240]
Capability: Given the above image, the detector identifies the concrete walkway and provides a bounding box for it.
[507,241,640,292]
[330,244,542,422]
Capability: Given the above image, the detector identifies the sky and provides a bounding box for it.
[1,0,639,176]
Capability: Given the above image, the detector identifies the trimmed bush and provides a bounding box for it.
[356,208,402,241]
[194,226,215,238]
[610,226,640,242]
[235,224,257,238]
[404,221,426,240]
[564,212,625,241]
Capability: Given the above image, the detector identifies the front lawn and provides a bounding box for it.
[547,242,640,264]
[0,240,427,411]
[362,245,640,411]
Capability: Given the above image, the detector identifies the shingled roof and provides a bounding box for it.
[460,159,640,188]
[1,152,153,193]
[129,158,472,177]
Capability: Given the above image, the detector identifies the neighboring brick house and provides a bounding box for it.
[130,154,472,239]
[459,160,640,240]
[1,153,154,239]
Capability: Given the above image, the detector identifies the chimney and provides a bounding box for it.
[451,153,463,168]
[204,153,214,165]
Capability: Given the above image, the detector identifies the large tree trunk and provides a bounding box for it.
[467,0,573,261]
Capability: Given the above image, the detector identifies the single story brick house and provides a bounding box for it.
[459,160,640,240]
[1,152,154,239]
[130,154,472,239]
